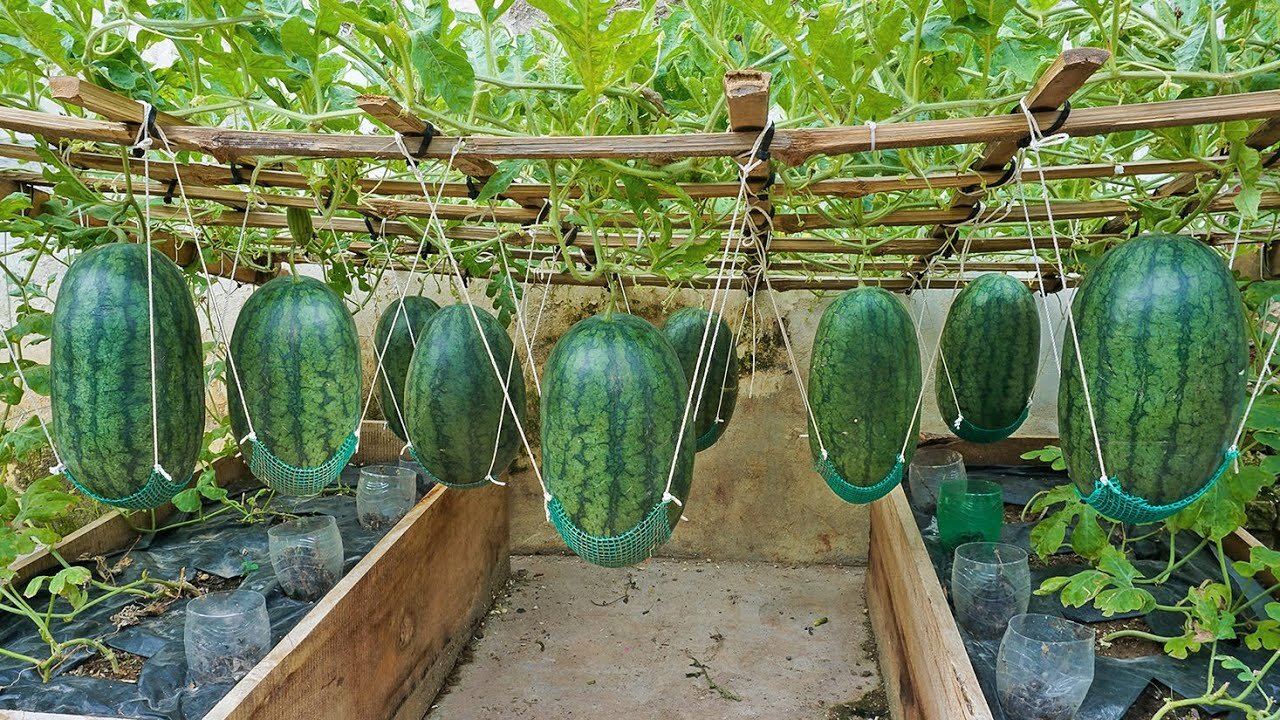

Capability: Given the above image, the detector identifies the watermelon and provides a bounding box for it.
[660,307,739,451]
[51,243,204,504]
[808,287,922,497]
[403,304,526,487]
[373,297,440,442]
[229,275,362,469]
[936,274,1040,443]
[1059,233,1248,509]
[541,313,694,559]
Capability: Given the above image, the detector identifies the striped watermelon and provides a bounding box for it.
[1059,234,1247,506]
[51,243,204,503]
[229,276,361,468]
[403,304,526,486]
[373,297,440,442]
[661,307,739,451]
[936,274,1040,443]
[542,313,694,543]
[808,287,921,491]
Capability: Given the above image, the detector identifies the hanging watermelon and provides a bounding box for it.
[1060,233,1248,523]
[51,243,204,509]
[808,287,921,503]
[403,304,526,488]
[541,312,694,568]
[661,307,739,451]
[936,274,1040,443]
[373,297,440,442]
[229,275,362,494]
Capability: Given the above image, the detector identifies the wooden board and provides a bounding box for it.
[868,486,993,720]
[204,483,509,720]
[5,420,510,720]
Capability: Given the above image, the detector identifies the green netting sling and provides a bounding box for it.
[62,466,193,511]
[950,401,1032,445]
[814,451,905,504]
[407,446,494,490]
[244,431,358,497]
[1076,447,1240,525]
[546,495,676,569]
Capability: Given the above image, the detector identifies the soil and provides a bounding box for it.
[359,511,400,530]
[192,571,241,594]
[1123,684,1208,719]
[956,574,1025,640]
[1093,616,1164,659]
[274,546,338,601]
[66,649,146,682]
[998,679,1083,720]
[1029,548,1088,570]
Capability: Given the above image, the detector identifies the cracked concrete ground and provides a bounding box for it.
[426,555,883,719]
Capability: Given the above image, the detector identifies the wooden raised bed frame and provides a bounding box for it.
[3,432,1272,720]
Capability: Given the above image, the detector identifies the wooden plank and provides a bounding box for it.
[49,76,189,127]
[1223,527,1280,592]
[923,49,1109,266]
[5,89,1280,164]
[205,482,509,720]
[869,485,993,720]
[357,95,499,180]
[8,454,248,585]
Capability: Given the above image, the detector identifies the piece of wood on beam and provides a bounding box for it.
[1101,115,1280,234]
[49,76,190,127]
[911,48,1108,279]
[724,70,773,283]
[356,95,500,185]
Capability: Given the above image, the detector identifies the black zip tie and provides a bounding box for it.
[408,123,436,163]
[131,104,160,158]
[1014,100,1071,149]
[162,178,179,204]
[527,200,552,226]
[961,158,1018,194]
[753,123,776,162]
[363,215,382,240]
[229,161,246,185]
[1264,149,1280,170]
[466,175,483,201]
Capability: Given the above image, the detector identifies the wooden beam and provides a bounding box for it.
[1102,116,1280,234]
[869,486,994,720]
[926,49,1109,253]
[357,95,499,181]
[49,76,190,127]
[0,142,1236,206]
[5,88,1280,164]
[724,70,773,283]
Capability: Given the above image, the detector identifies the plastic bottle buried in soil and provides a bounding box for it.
[185,590,272,685]
[267,515,344,602]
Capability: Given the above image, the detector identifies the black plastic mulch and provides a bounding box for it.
[914,465,1279,720]
[0,465,422,719]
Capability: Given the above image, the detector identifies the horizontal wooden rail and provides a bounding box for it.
[2,90,1280,164]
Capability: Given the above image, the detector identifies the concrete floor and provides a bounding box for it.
[427,555,884,720]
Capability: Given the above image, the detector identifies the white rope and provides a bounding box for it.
[392,136,548,501]
[1228,212,1248,267]
[485,242,538,481]
[867,121,877,154]
[1014,97,1109,483]
[659,122,773,505]
[147,118,260,446]
[1232,298,1280,451]
[133,105,170,480]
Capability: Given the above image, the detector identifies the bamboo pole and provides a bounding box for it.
[3,88,1280,164]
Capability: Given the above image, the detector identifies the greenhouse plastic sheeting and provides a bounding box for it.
[0,466,421,719]
[913,466,1275,720]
